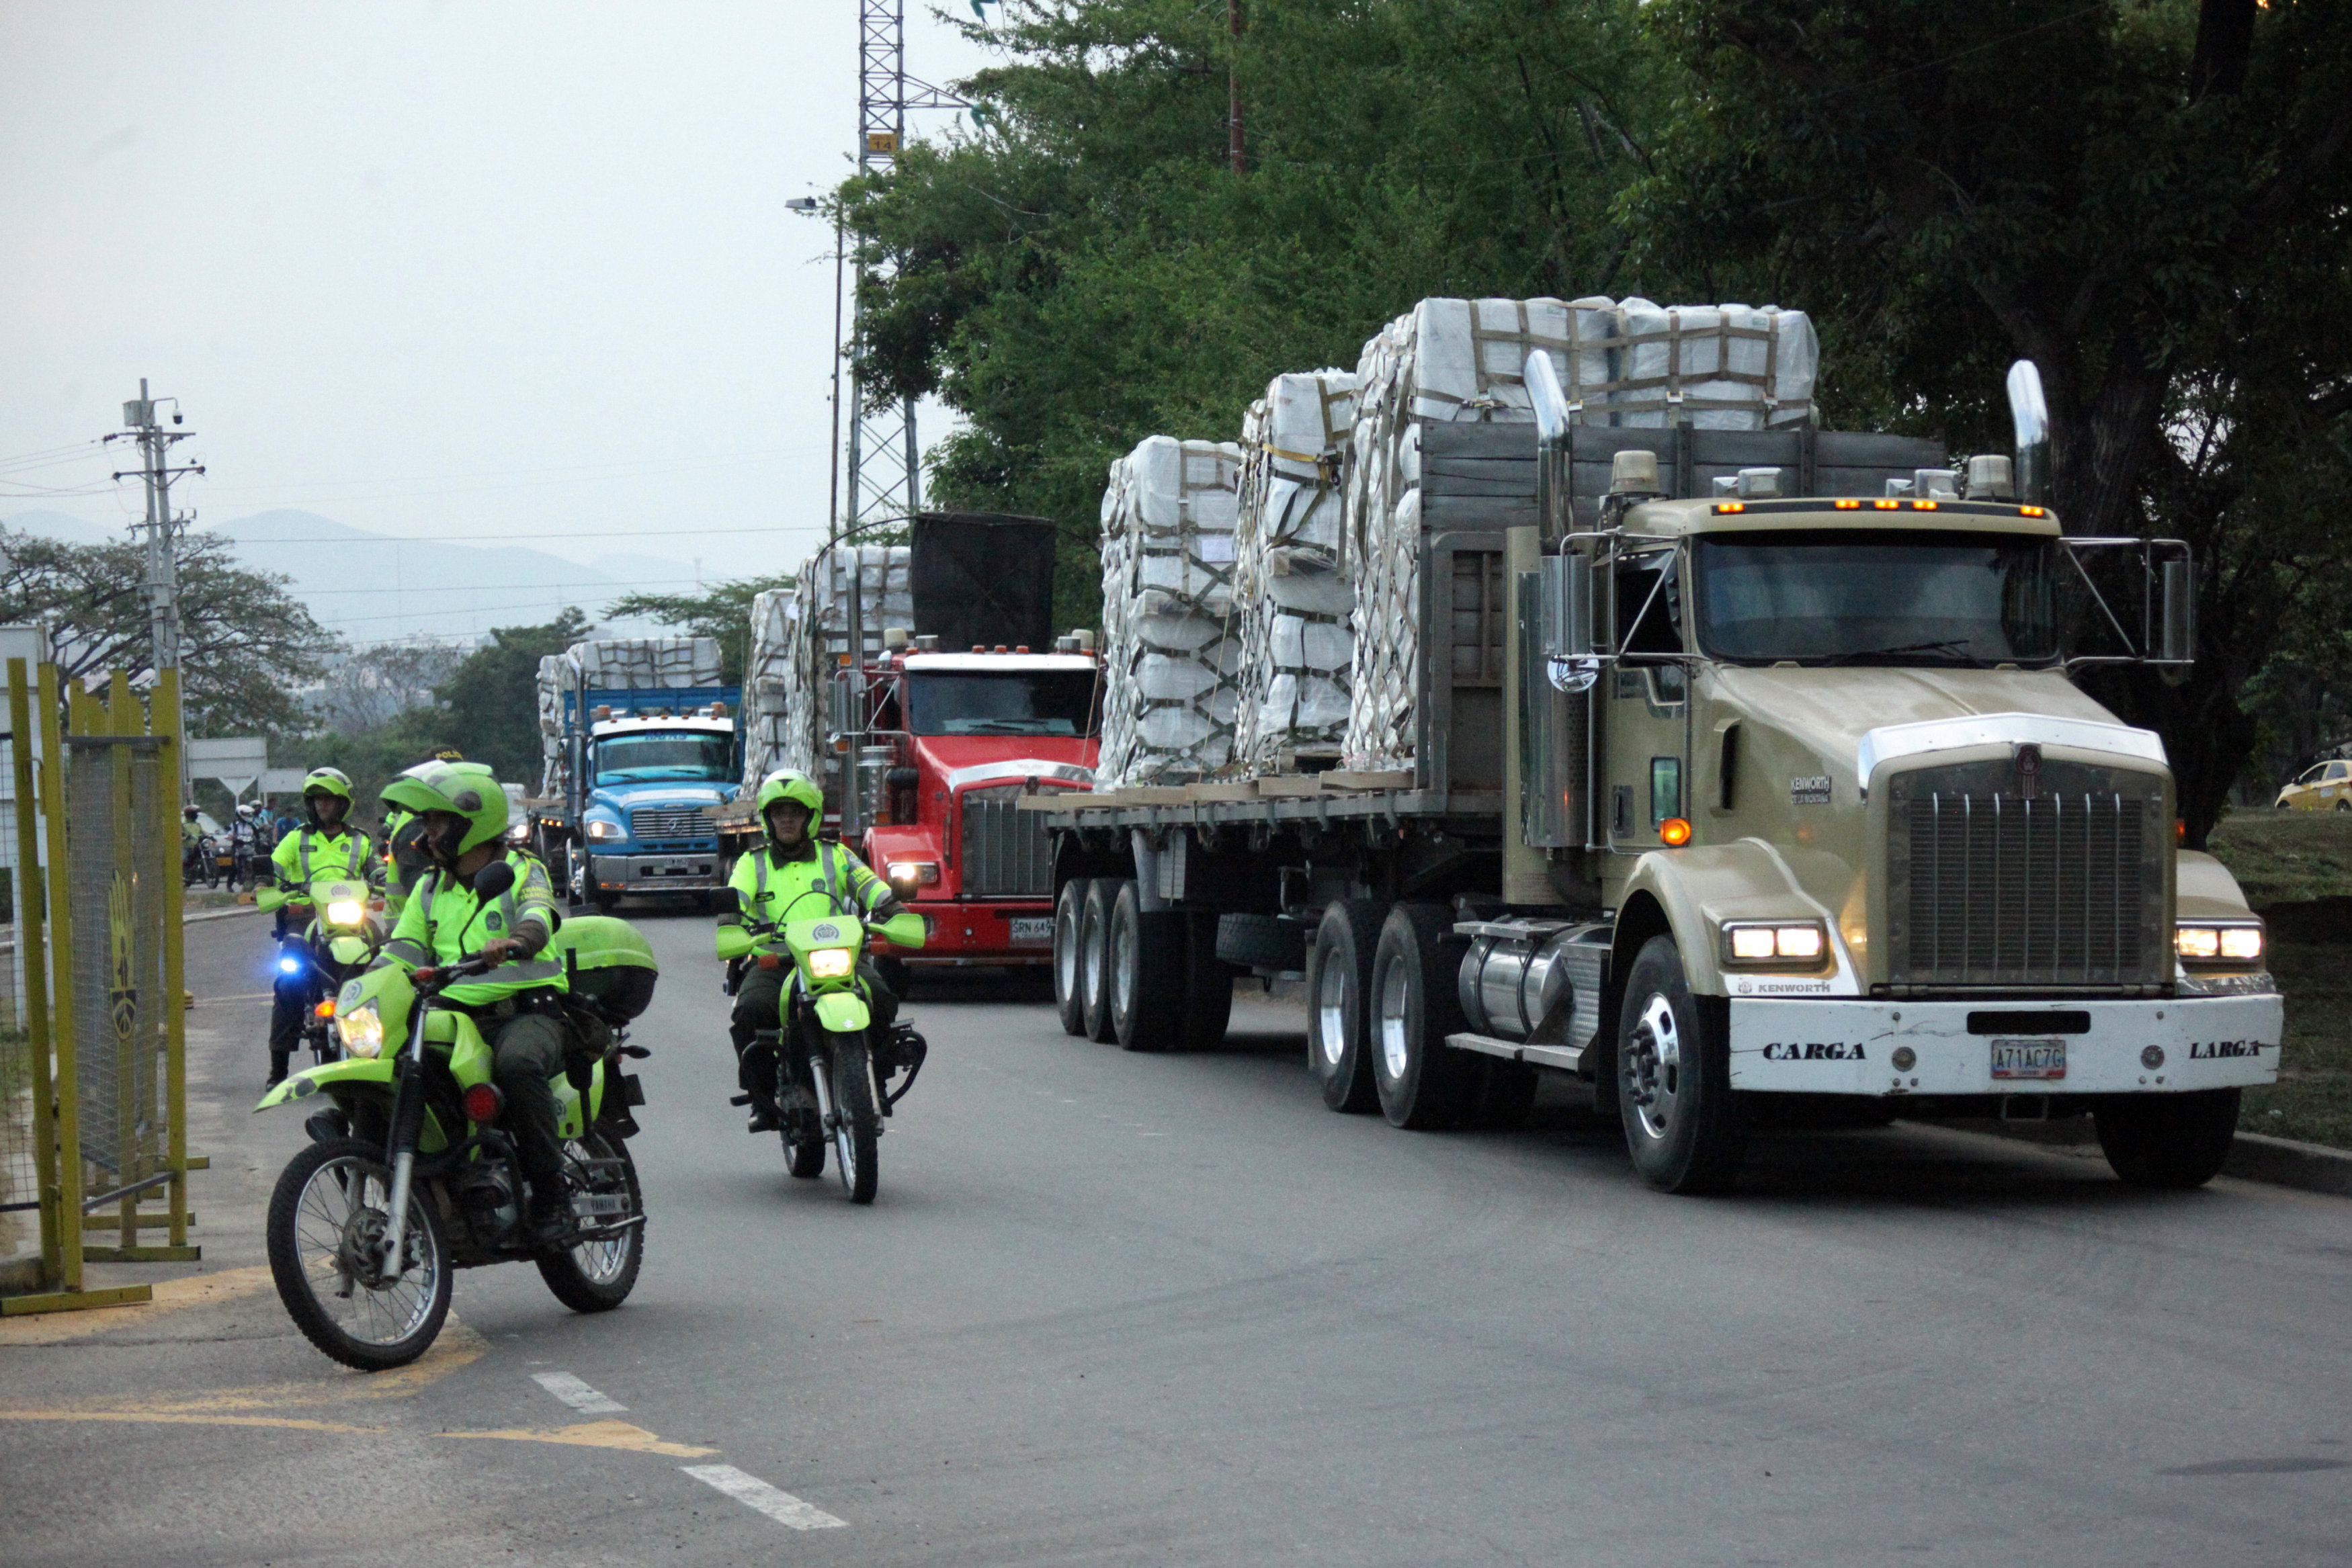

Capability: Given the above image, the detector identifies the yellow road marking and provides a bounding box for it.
[0,1266,276,1346]
[7,1321,489,1415]
[439,1418,718,1458]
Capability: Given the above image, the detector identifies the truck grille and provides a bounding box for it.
[629,805,713,846]
[1886,760,2169,991]
[960,789,1053,898]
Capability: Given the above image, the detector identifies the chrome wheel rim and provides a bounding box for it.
[561,1139,635,1284]
[292,1155,437,1347]
[1624,992,1682,1142]
[1111,912,1135,1020]
[1378,960,1411,1081]
[1056,904,1078,998]
[1315,949,1349,1068]
[1081,916,1105,1010]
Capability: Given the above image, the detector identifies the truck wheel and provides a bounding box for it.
[1370,902,1480,1129]
[1052,878,1092,1035]
[1308,899,1386,1113]
[1616,936,1746,1194]
[1109,881,1183,1052]
[2095,1089,2240,1188]
[1216,912,1305,971]
[1079,878,1122,1043]
[1178,912,1234,1050]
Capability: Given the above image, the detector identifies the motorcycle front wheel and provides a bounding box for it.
[536,1131,644,1312]
[827,1036,880,1205]
[265,1137,451,1371]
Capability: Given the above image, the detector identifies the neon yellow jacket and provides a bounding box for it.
[725,840,899,955]
[271,824,372,894]
[376,850,566,1006]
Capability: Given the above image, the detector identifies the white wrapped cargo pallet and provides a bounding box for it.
[1342,296,1817,772]
[564,636,724,690]
[536,654,566,797]
[740,588,798,789]
[1095,436,1245,787]
[743,547,914,796]
[1231,369,1357,773]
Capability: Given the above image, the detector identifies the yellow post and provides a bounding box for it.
[38,664,81,1293]
[157,668,186,1249]
[108,672,138,1252]
[8,659,58,1284]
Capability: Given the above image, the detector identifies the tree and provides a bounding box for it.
[605,576,794,687]
[310,640,470,737]
[432,607,589,791]
[1628,0,2352,838]
[0,526,338,736]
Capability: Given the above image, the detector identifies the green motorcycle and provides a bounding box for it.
[257,873,386,1068]
[256,863,656,1370]
[715,889,927,1205]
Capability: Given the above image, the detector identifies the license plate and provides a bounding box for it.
[1008,917,1052,945]
[1991,1038,2066,1080]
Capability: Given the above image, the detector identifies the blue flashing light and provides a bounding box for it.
[278,955,303,975]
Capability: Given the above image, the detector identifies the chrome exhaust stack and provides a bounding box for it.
[2005,359,2052,505]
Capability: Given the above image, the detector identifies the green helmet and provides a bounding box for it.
[381,760,509,856]
[301,767,353,803]
[755,770,823,844]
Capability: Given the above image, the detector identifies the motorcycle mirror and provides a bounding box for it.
[470,861,517,900]
[710,887,740,916]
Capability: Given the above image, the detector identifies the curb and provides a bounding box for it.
[184,905,261,925]
[1930,1117,2352,1199]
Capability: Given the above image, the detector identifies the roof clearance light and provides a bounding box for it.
[2020,505,2048,517]
[1658,817,1692,846]
[1875,499,1900,510]
[1835,499,1861,510]
[1714,501,1746,514]
[1913,499,1939,511]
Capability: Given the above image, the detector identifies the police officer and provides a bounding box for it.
[382,746,465,918]
[719,769,909,1131]
[372,758,576,1248]
[264,768,376,1088]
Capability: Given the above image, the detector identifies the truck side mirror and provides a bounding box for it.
[2159,557,2194,665]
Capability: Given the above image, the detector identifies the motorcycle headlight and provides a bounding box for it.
[325,898,365,928]
[337,999,384,1058]
[806,947,855,979]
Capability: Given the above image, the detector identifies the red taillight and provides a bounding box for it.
[462,1083,505,1123]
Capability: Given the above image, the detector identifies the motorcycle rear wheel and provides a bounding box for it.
[266,1137,451,1371]
[829,1037,880,1205]
[536,1132,644,1312]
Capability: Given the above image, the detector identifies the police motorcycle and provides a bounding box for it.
[256,861,658,1371]
[257,870,388,1068]
[714,887,929,1205]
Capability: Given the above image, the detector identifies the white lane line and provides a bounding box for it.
[681,1464,848,1530]
[530,1371,628,1414]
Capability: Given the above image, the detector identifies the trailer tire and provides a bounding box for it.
[1216,912,1304,972]
[1308,899,1386,1113]
[1052,878,1092,1035]
[2094,1089,2240,1188]
[1616,936,1746,1194]
[1370,902,1480,1129]
[1079,878,1122,1043]
[1178,912,1234,1051]
[1109,881,1184,1053]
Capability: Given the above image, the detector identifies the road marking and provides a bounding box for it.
[0,1411,387,1436]
[681,1463,847,1530]
[47,1322,489,1415]
[0,1266,276,1346]
[532,1370,627,1413]
[444,1418,715,1458]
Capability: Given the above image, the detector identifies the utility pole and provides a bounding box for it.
[109,380,203,674]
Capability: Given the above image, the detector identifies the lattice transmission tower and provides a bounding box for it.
[841,0,970,543]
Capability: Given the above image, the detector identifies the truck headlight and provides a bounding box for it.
[586,819,624,841]
[1721,920,1829,966]
[325,898,365,928]
[2177,920,2263,966]
[338,999,384,1058]
[887,860,939,889]
[806,947,855,979]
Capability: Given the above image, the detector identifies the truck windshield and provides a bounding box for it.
[593,732,734,782]
[905,671,1097,737]
[1694,529,2058,666]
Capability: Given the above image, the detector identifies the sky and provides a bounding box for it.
[0,1,995,631]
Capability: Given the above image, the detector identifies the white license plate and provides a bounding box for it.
[1991,1038,2066,1080]
[1008,917,1052,945]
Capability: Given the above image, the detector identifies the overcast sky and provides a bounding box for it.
[0,1,993,600]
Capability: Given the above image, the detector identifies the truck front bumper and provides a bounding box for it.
[1726,991,2283,1096]
[882,903,1055,967]
[589,851,722,894]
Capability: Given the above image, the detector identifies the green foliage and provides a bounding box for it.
[605,577,794,687]
[0,527,337,737]
[275,709,455,828]
[427,607,589,791]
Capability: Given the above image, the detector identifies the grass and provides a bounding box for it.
[2203,815,2352,1149]
[2205,809,2352,905]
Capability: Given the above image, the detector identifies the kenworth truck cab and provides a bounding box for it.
[1038,359,2279,1194]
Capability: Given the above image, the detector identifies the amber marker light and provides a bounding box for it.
[1874,499,1899,510]
[313,999,336,1018]
[1912,499,1939,510]
[2020,505,2048,517]
[1714,502,1745,514]
[2176,818,2188,844]
[1835,499,1861,509]
[1658,817,1693,846]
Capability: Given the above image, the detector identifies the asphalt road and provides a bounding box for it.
[5,908,2351,1567]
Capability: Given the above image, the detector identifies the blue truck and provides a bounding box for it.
[530,643,743,912]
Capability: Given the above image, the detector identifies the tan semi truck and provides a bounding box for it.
[1035,359,2281,1192]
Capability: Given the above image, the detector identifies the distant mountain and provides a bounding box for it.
[1,507,693,645]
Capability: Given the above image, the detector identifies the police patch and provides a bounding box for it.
[485,912,504,932]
